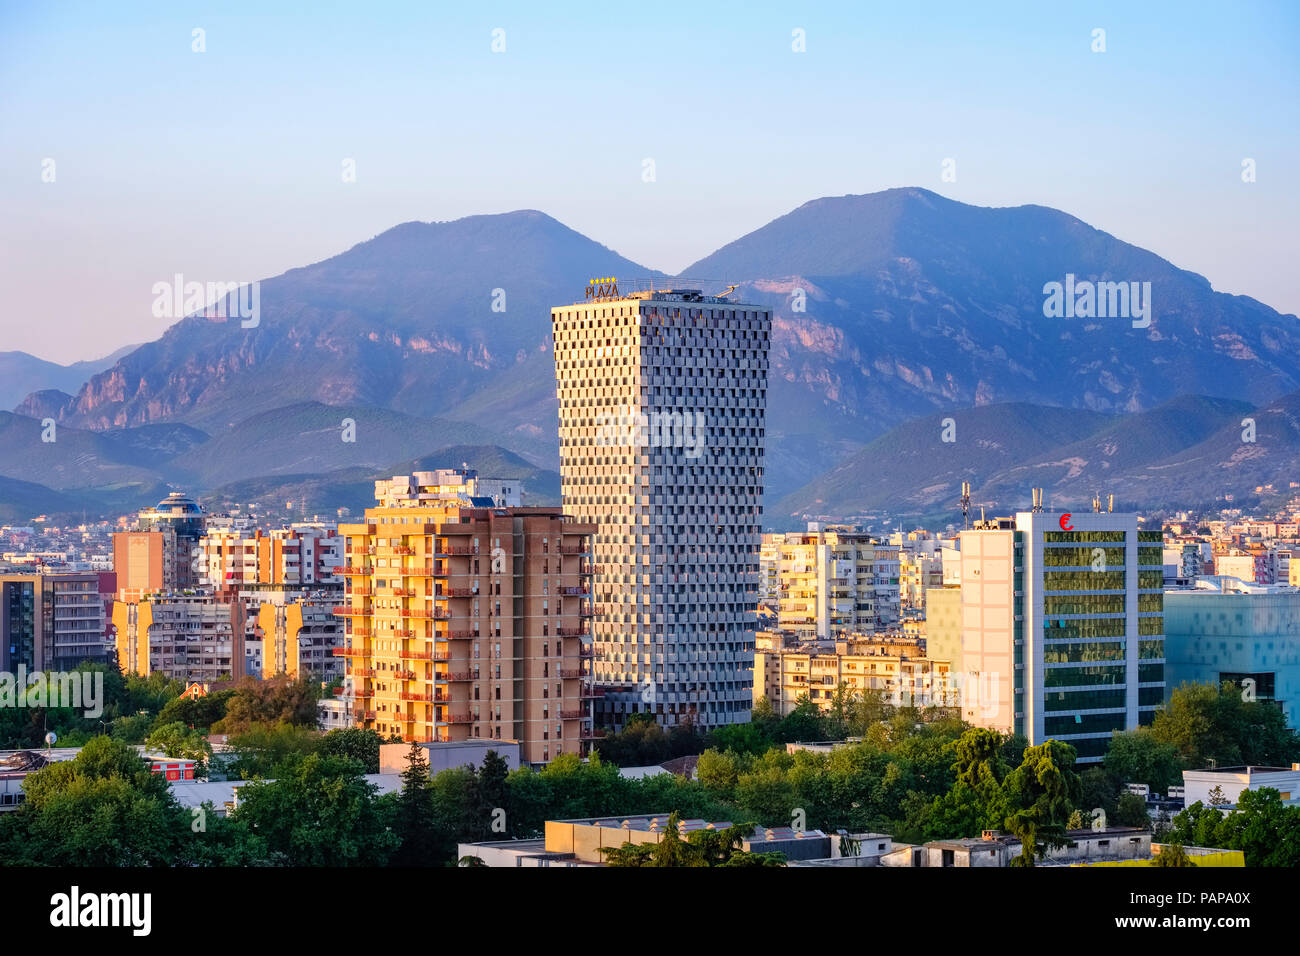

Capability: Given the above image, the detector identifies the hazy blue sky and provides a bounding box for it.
[2,0,1297,362]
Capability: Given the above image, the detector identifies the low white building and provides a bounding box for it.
[1182,764,1300,808]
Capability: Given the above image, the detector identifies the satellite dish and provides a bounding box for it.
[44,732,57,746]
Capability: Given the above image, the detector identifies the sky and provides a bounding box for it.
[1,0,1297,363]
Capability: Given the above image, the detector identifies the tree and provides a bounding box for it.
[696,749,740,792]
[1152,842,1196,867]
[953,728,1010,790]
[212,676,321,735]
[391,743,439,866]
[1115,791,1151,829]
[232,753,396,866]
[1,736,188,866]
[224,723,322,779]
[1104,729,1182,793]
[705,722,772,757]
[319,727,383,773]
[1001,740,1082,866]
[473,750,510,838]
[775,697,824,743]
[145,721,212,777]
[1150,681,1300,770]
[599,811,783,867]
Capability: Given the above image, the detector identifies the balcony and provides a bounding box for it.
[581,687,605,698]
[398,650,433,660]
[339,565,370,575]
[437,671,474,682]
[443,587,477,598]
[402,609,451,620]
[332,647,366,657]
[556,627,588,638]
[442,629,480,640]
[443,713,474,724]
[349,667,375,677]
[399,691,432,702]
[577,648,594,660]
[559,669,583,679]
[356,710,376,721]
[579,729,605,739]
[332,605,365,617]
[395,669,417,680]
[559,710,586,720]
[559,587,589,597]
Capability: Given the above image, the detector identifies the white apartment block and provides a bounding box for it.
[958,512,1165,763]
[760,524,900,641]
[552,286,770,730]
[197,525,342,591]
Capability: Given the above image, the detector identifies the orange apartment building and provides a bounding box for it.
[336,474,598,765]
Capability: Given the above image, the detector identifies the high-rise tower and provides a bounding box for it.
[552,284,770,730]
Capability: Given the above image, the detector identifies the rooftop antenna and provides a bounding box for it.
[1031,488,1044,513]
[1092,492,1102,514]
[1108,493,1114,514]
[960,481,972,530]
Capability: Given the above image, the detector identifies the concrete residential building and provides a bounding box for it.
[112,593,247,683]
[958,511,1165,762]
[197,525,342,593]
[755,631,954,715]
[552,286,770,730]
[0,572,109,671]
[337,474,596,765]
[761,525,901,642]
[1164,577,1300,729]
[254,592,345,681]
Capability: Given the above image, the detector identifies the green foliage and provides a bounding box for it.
[593,716,705,767]
[1166,788,1300,867]
[0,736,187,866]
[145,721,212,776]
[1150,681,1300,769]
[223,723,323,779]
[232,753,397,865]
[154,690,234,733]
[319,727,383,774]
[1115,791,1151,829]
[212,676,321,735]
[1152,842,1196,867]
[598,810,785,867]
[389,743,440,866]
[1104,729,1183,793]
[1002,740,1083,866]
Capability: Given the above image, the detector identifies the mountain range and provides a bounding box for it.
[6,188,1299,524]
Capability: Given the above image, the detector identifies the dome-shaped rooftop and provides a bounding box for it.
[155,491,203,514]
